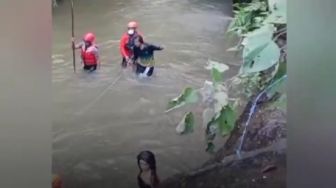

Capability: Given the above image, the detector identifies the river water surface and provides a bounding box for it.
[52,0,234,187]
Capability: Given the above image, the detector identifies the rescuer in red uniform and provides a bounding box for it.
[73,32,100,72]
[119,21,144,68]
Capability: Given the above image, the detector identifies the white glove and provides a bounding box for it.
[138,73,147,79]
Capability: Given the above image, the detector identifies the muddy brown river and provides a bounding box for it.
[52,0,234,187]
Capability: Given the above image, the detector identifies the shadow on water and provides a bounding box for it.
[52,0,235,187]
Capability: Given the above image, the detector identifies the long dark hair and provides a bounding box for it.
[137,150,160,188]
[134,35,144,44]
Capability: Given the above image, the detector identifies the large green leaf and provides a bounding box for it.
[206,142,215,153]
[204,110,221,153]
[243,43,269,63]
[167,87,199,111]
[241,24,276,67]
[242,24,275,47]
[216,105,236,136]
[207,105,236,137]
[206,61,229,84]
[267,0,287,23]
[211,68,222,83]
[176,112,194,135]
[241,40,281,74]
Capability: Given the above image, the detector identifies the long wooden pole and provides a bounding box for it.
[71,0,76,73]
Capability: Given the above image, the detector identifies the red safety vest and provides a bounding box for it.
[81,45,98,65]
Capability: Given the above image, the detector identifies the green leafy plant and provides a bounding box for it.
[167,87,199,112]
[166,0,287,153]
[176,112,195,135]
[228,1,268,35]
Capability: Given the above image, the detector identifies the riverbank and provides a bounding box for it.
[160,96,287,188]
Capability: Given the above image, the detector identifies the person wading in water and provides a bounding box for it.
[137,151,160,188]
[133,36,163,78]
[119,21,144,69]
[72,32,100,72]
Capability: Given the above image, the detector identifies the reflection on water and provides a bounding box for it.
[53,0,233,187]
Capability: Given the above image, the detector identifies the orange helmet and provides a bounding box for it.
[127,21,138,28]
[84,32,95,43]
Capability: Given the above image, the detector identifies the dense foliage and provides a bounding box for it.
[166,0,287,153]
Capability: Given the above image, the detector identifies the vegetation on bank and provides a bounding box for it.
[166,0,287,154]
[160,0,287,186]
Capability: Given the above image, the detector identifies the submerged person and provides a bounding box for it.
[137,151,160,188]
[119,21,144,68]
[72,32,100,72]
[133,36,164,78]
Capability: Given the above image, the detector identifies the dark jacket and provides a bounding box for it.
[133,43,163,67]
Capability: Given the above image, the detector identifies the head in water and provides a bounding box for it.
[137,150,156,172]
[127,21,138,35]
[134,36,144,48]
[137,151,160,186]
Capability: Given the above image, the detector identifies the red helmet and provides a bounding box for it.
[84,32,95,43]
[127,21,138,28]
